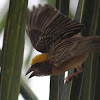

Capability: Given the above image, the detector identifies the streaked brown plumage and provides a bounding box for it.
[26,4,100,81]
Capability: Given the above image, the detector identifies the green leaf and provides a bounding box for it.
[0,49,1,66]
[48,0,56,7]
[59,1,70,100]
[68,0,85,100]
[94,7,100,100]
[20,78,39,100]
[49,76,59,100]
[0,49,1,86]
[1,0,28,100]
[79,0,100,100]
[25,46,33,67]
[48,1,60,100]
[0,13,7,33]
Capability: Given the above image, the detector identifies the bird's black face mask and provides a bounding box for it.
[26,61,53,78]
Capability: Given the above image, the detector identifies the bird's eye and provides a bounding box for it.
[35,63,40,66]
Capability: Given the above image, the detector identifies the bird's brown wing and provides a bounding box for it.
[48,36,100,66]
[26,4,84,53]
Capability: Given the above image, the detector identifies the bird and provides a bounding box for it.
[26,4,100,82]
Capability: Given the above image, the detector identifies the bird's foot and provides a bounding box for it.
[64,69,82,83]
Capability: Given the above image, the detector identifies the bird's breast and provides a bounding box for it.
[51,53,88,75]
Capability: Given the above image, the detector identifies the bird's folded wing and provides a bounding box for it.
[26,4,84,53]
[48,36,100,66]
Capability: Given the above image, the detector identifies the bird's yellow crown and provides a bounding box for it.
[31,53,48,66]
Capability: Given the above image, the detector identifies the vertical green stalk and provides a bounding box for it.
[1,0,28,100]
[94,9,100,100]
[79,0,100,100]
[91,5,100,100]
[59,0,70,100]
[49,76,59,100]
[49,1,60,100]
[69,0,84,100]
[60,0,69,15]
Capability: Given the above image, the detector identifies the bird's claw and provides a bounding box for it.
[64,71,82,83]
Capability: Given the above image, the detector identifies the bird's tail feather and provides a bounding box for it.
[69,36,100,58]
[83,36,100,53]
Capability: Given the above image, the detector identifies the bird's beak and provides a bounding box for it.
[25,65,38,78]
